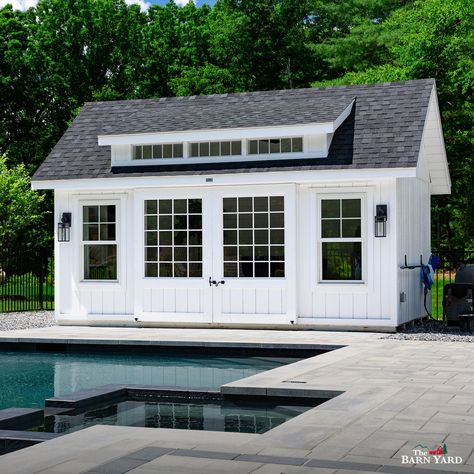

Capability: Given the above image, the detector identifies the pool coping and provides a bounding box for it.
[44,385,224,409]
[0,383,330,451]
[0,338,342,358]
[3,327,474,473]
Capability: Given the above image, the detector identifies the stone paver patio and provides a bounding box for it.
[0,326,473,473]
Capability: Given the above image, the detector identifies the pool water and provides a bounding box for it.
[30,399,313,435]
[0,351,297,410]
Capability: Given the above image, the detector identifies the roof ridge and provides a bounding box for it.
[84,78,434,107]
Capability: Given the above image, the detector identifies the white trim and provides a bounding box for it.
[131,185,295,324]
[297,317,393,327]
[98,122,338,146]
[334,100,354,130]
[32,167,417,190]
[316,192,366,284]
[54,191,61,319]
[416,84,451,195]
[78,198,121,286]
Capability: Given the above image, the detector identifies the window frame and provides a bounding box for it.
[317,193,366,284]
[222,195,286,279]
[143,198,204,279]
[247,137,304,155]
[189,140,242,158]
[81,200,120,283]
[133,143,184,160]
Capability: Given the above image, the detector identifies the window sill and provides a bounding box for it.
[79,280,120,285]
[318,280,365,285]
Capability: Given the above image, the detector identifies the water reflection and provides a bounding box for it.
[0,351,293,409]
[35,399,311,435]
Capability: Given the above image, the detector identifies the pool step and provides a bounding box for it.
[45,384,126,409]
[0,429,60,456]
[0,408,44,431]
[44,384,222,410]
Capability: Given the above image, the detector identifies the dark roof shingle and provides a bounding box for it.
[32,79,434,181]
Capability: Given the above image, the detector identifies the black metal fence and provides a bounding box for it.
[431,249,474,319]
[0,245,472,317]
[0,248,54,312]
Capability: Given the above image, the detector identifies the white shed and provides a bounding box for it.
[32,79,450,331]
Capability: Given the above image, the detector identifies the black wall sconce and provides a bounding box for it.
[58,212,72,242]
[375,205,387,237]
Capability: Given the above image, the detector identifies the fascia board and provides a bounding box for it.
[417,84,451,195]
[98,122,336,146]
[31,167,416,191]
[333,99,355,131]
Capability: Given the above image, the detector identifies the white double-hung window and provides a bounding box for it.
[319,196,364,282]
[82,204,118,280]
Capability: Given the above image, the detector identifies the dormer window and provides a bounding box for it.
[134,144,183,160]
[190,141,242,158]
[248,137,303,155]
[110,133,324,168]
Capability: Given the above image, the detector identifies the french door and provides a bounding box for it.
[136,186,295,324]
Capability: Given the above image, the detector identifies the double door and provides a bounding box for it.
[137,186,295,324]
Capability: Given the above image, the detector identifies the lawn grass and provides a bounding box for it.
[431,273,454,320]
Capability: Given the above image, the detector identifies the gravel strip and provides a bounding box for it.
[0,311,56,331]
[382,319,474,342]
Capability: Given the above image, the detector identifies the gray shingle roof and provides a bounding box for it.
[32,79,434,182]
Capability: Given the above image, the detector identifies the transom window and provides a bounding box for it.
[223,196,285,278]
[320,198,362,281]
[144,199,202,278]
[248,137,303,155]
[82,205,117,280]
[190,141,241,157]
[134,144,183,160]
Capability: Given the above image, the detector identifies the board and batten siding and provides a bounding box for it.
[396,177,431,324]
[53,177,429,329]
[55,190,134,321]
[297,180,398,327]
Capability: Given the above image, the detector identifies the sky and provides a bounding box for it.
[0,0,216,10]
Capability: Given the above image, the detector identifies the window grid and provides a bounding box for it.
[248,137,303,155]
[82,205,117,281]
[320,198,363,281]
[223,196,285,278]
[133,144,183,160]
[190,141,242,158]
[144,199,202,278]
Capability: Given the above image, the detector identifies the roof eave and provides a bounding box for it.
[31,165,416,191]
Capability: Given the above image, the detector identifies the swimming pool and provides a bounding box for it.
[0,351,298,410]
[30,398,314,435]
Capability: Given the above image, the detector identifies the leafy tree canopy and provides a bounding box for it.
[0,156,50,251]
[313,0,474,249]
[0,0,472,250]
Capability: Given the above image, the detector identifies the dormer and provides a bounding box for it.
[98,100,354,167]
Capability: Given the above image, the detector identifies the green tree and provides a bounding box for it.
[309,0,414,77]
[313,0,474,250]
[0,156,50,251]
[0,0,471,253]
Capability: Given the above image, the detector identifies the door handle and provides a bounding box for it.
[209,277,225,287]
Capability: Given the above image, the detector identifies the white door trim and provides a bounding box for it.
[133,185,297,324]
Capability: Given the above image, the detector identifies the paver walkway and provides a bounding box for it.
[0,327,473,473]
